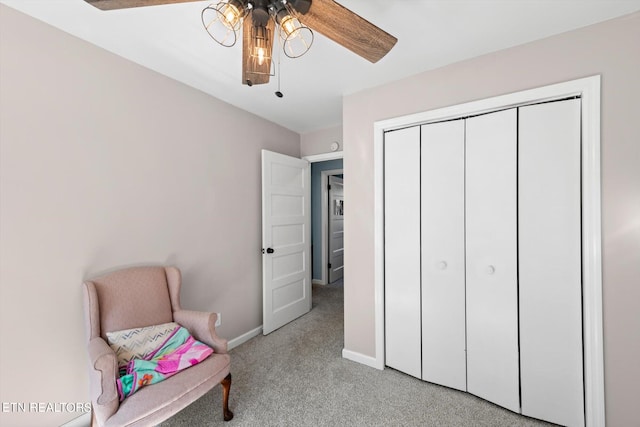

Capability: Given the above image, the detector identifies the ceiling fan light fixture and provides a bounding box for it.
[222,1,244,28]
[200,0,396,86]
[248,23,274,77]
[201,0,247,47]
[275,4,313,58]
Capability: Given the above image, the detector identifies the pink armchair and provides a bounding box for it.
[83,266,233,427]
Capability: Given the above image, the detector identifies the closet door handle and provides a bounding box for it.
[437,261,448,270]
[486,265,496,275]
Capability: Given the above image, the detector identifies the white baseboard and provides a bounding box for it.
[228,325,263,350]
[312,279,326,285]
[342,348,384,370]
[60,413,91,427]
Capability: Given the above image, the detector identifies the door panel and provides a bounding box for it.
[519,100,584,426]
[420,120,467,391]
[384,126,422,379]
[272,224,304,248]
[271,194,304,216]
[465,109,520,412]
[262,150,311,335]
[328,176,344,283]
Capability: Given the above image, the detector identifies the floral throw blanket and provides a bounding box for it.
[116,326,213,401]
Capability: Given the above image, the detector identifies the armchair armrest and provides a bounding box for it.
[87,338,119,425]
[173,310,228,354]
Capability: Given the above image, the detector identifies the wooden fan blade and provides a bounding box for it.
[85,0,200,11]
[300,0,397,63]
[242,15,275,86]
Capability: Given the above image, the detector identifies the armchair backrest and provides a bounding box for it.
[84,266,177,341]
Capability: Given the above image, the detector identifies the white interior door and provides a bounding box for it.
[384,126,422,379]
[519,99,584,426]
[262,150,311,335]
[328,175,344,283]
[421,119,467,392]
[465,108,520,412]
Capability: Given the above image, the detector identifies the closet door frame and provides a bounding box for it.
[371,75,604,427]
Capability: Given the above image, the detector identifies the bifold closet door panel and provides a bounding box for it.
[420,120,466,391]
[384,126,422,379]
[465,108,520,413]
[519,100,584,427]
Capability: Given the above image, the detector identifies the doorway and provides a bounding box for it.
[260,150,343,336]
[308,157,344,285]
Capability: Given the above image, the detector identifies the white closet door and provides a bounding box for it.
[384,126,422,379]
[466,108,520,412]
[421,120,466,391]
[519,99,584,426]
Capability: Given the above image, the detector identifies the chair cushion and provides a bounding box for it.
[106,322,180,368]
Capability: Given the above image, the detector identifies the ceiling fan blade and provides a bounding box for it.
[84,0,200,11]
[242,14,275,86]
[299,0,397,63]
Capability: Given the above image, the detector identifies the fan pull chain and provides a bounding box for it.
[275,28,284,98]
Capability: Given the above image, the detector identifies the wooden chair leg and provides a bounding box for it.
[221,373,234,421]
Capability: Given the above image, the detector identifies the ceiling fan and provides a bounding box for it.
[84,0,398,87]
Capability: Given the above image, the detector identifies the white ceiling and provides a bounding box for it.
[2,0,640,133]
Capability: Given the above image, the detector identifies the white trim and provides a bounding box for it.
[60,413,91,427]
[342,348,383,370]
[373,75,604,427]
[374,120,386,378]
[321,168,344,285]
[228,325,263,350]
[312,279,324,285]
[376,78,594,132]
[303,151,344,163]
[580,76,605,427]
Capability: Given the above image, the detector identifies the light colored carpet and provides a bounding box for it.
[161,281,553,427]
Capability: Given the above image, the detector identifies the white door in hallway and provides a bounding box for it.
[261,150,311,335]
[328,175,344,283]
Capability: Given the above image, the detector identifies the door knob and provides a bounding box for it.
[486,265,495,275]
[437,261,447,270]
[266,248,275,254]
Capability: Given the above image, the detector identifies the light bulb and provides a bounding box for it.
[281,16,296,37]
[222,3,241,29]
[257,47,265,65]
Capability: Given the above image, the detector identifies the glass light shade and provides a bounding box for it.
[202,1,245,47]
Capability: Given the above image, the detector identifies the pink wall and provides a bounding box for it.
[300,125,343,157]
[0,5,299,426]
[343,12,640,426]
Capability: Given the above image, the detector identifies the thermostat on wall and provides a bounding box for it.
[330,141,340,152]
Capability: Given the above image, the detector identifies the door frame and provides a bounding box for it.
[303,152,344,286]
[322,169,344,285]
[372,76,604,426]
